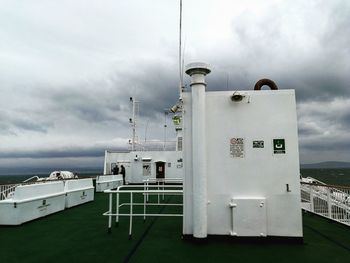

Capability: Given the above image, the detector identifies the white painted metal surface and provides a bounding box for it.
[186,62,211,238]
[301,177,350,226]
[0,181,65,225]
[182,65,302,238]
[104,151,183,183]
[64,178,94,208]
[229,198,267,236]
[95,175,123,192]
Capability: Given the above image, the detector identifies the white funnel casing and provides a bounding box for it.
[185,62,211,238]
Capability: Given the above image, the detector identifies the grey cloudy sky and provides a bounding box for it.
[0,0,349,169]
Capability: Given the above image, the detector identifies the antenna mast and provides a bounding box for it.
[129,97,139,151]
[178,0,183,96]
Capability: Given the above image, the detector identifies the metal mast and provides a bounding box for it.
[129,97,139,151]
[178,0,183,96]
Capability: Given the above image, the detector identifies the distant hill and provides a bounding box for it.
[301,161,350,169]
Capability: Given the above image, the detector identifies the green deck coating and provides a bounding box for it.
[0,193,349,263]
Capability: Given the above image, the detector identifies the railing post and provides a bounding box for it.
[143,181,146,203]
[146,180,149,202]
[129,192,133,239]
[310,185,314,213]
[144,189,146,222]
[158,181,160,204]
[115,191,119,227]
[108,192,112,233]
[327,188,332,219]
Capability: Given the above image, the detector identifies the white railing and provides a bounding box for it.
[143,178,183,184]
[103,184,183,238]
[301,177,350,226]
[143,178,183,203]
[0,184,20,201]
[128,140,177,151]
[23,176,40,183]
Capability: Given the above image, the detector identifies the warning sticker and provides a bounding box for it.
[230,138,244,158]
[273,139,286,154]
[253,140,264,148]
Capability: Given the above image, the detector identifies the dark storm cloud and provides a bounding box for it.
[296,97,350,162]
[0,123,16,136]
[87,60,181,119]
[340,112,350,128]
[22,60,180,129]
[0,109,52,134]
[124,64,180,117]
[48,90,123,123]
[298,125,322,137]
[0,145,125,159]
[205,0,350,102]
[297,99,350,131]
[301,138,350,151]
[1,0,349,165]
[12,119,50,133]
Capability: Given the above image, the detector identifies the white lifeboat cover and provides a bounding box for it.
[48,171,76,180]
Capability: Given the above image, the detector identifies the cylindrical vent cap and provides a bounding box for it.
[185,62,211,76]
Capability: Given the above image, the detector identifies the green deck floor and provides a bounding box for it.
[1,193,349,263]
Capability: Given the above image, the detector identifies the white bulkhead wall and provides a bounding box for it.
[104,151,183,184]
[183,89,302,237]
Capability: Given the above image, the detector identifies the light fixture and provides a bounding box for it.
[231,92,245,102]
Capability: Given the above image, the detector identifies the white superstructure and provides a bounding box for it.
[182,62,303,238]
[103,150,183,184]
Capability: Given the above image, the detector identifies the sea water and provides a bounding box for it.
[301,168,350,185]
[1,168,349,186]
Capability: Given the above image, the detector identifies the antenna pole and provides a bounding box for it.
[129,97,138,151]
[132,98,136,151]
[163,110,168,151]
[178,0,183,95]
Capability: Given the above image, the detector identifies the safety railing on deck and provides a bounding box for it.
[301,177,350,226]
[0,184,19,201]
[143,178,183,202]
[128,140,177,151]
[103,184,183,238]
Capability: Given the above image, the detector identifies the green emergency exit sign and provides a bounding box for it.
[273,139,286,154]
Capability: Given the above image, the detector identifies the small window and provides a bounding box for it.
[143,164,151,176]
[168,162,171,168]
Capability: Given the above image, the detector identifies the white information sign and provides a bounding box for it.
[230,138,244,158]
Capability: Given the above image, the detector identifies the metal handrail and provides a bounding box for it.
[143,178,183,202]
[301,181,350,190]
[23,176,40,183]
[301,177,350,226]
[104,185,183,238]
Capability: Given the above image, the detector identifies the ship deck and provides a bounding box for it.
[1,192,349,263]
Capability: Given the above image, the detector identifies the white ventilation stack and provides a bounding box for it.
[185,62,211,238]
